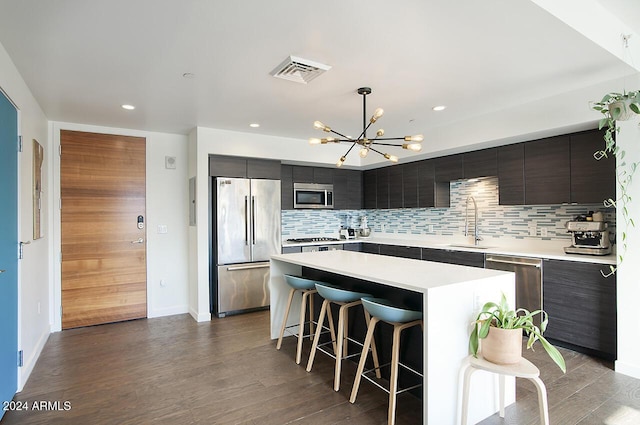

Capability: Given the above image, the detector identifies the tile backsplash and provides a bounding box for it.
[281,177,615,243]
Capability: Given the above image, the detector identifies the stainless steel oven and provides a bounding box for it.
[294,183,334,209]
[301,244,343,252]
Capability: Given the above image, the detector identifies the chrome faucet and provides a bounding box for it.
[465,196,482,245]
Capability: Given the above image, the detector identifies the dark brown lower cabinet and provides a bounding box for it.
[360,243,380,254]
[379,244,422,260]
[421,248,485,268]
[542,259,616,359]
[343,243,361,252]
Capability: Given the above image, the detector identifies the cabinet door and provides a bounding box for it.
[281,165,294,210]
[360,243,380,254]
[209,155,246,178]
[343,243,362,252]
[281,246,302,254]
[434,154,463,182]
[363,169,377,209]
[313,167,334,184]
[524,135,571,204]
[292,166,314,183]
[346,170,363,209]
[421,248,485,268]
[388,165,403,209]
[464,148,498,179]
[402,162,419,208]
[417,160,435,208]
[497,144,525,205]
[570,129,615,204]
[376,168,389,209]
[247,158,280,179]
[379,244,422,259]
[543,259,616,357]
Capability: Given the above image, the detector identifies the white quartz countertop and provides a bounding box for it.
[271,250,512,293]
[282,235,616,266]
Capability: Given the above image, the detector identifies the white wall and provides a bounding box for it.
[0,41,51,390]
[50,122,190,330]
[615,116,640,379]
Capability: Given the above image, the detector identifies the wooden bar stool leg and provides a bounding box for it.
[349,317,379,403]
[363,310,382,379]
[306,299,329,372]
[296,290,310,365]
[343,306,349,358]
[276,288,296,350]
[309,292,315,340]
[326,302,337,353]
[334,303,348,391]
[532,376,550,425]
[388,323,403,425]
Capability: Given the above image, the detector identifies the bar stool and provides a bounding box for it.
[349,297,423,425]
[276,275,323,365]
[460,354,549,425]
[306,282,380,392]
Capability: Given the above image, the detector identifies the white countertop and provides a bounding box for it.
[270,250,512,293]
[282,234,616,265]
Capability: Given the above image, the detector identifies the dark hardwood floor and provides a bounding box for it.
[2,311,639,424]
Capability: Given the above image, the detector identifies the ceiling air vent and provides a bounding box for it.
[270,56,331,84]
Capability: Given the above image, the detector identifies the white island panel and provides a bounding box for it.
[269,250,516,425]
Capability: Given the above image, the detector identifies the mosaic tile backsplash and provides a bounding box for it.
[281,177,615,243]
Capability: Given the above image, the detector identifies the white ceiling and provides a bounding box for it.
[0,0,638,154]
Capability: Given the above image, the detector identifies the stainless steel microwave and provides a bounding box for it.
[293,183,334,209]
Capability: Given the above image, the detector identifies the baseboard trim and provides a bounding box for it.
[189,306,211,322]
[148,304,189,319]
[615,359,640,379]
[18,328,50,392]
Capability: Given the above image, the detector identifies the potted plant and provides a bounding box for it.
[591,90,640,275]
[468,293,566,373]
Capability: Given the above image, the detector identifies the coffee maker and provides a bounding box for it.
[564,221,611,255]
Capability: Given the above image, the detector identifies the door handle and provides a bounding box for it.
[131,238,144,244]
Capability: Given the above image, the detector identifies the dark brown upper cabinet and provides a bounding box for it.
[463,148,498,179]
[281,165,294,210]
[417,160,437,208]
[402,162,419,208]
[570,129,615,204]
[388,165,404,209]
[376,167,390,209]
[434,154,463,182]
[363,169,377,209]
[291,166,314,183]
[209,155,280,179]
[524,135,571,205]
[497,144,525,205]
[312,167,334,184]
[333,169,363,210]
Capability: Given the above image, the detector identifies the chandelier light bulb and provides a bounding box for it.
[370,108,384,123]
[313,120,331,132]
[309,138,322,145]
[404,134,424,142]
[384,153,399,163]
[403,143,423,152]
[376,129,385,137]
[359,147,369,158]
[336,156,346,167]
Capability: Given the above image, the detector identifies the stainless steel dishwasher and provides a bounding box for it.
[485,255,543,325]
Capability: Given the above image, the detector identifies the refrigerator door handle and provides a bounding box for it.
[226,263,270,271]
[251,196,256,245]
[244,195,249,246]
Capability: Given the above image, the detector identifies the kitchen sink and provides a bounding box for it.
[441,244,493,250]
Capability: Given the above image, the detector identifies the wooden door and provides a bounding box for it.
[61,130,147,329]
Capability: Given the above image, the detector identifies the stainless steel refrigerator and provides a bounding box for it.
[211,177,281,317]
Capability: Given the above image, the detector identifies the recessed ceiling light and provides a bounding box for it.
[432,105,446,111]
[249,123,260,128]
[121,104,135,110]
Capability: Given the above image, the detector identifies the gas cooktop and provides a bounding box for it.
[286,237,340,243]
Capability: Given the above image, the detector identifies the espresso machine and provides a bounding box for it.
[564,220,612,255]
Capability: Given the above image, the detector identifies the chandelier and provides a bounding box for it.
[309,87,423,167]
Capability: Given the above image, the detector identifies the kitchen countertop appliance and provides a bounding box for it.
[340,228,356,240]
[211,177,281,317]
[563,221,611,255]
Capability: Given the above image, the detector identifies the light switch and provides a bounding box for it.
[157,225,168,234]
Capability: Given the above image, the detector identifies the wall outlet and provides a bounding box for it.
[528,225,537,236]
[540,227,548,237]
[157,225,168,234]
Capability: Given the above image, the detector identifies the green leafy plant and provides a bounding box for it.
[591,90,640,276]
[469,293,566,373]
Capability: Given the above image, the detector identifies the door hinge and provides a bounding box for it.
[59,144,62,156]
[18,135,22,152]
[60,306,63,318]
[18,350,23,367]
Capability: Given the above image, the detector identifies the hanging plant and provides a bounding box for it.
[591,91,640,276]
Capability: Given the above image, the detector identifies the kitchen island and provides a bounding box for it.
[270,250,516,425]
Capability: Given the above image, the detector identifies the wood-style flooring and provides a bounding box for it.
[3,311,639,424]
